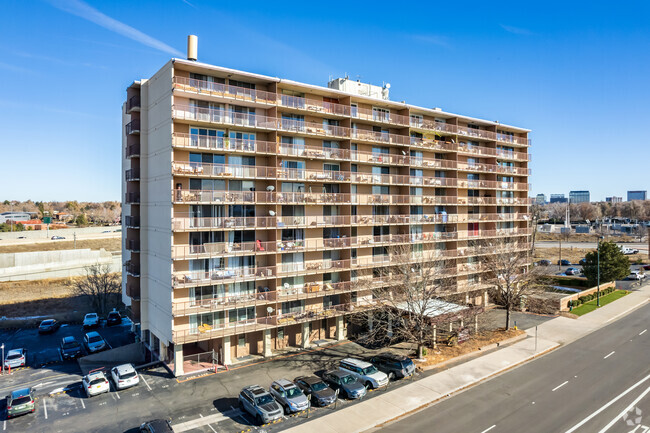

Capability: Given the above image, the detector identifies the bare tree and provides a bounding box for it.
[69,264,122,315]
[481,238,543,330]
[350,244,479,359]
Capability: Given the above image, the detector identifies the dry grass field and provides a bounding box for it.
[0,238,121,254]
[533,246,646,264]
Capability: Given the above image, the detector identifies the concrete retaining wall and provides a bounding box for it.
[78,342,147,376]
[0,249,119,281]
[558,281,616,311]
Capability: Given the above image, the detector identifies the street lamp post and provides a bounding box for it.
[597,236,604,307]
[1,343,4,375]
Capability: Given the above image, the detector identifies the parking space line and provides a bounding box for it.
[43,399,48,419]
[140,374,152,391]
[80,399,85,409]
[480,425,496,433]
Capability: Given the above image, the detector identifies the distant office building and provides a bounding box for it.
[627,190,647,201]
[606,196,622,203]
[550,194,567,204]
[535,194,546,205]
[569,190,590,204]
[0,212,32,224]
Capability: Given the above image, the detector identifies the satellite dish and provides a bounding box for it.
[267,307,274,313]
[385,83,391,89]
[266,185,275,192]
[284,283,290,289]
[269,210,276,216]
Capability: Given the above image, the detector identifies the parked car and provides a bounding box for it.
[83,313,100,329]
[84,331,107,353]
[565,267,582,276]
[6,388,35,419]
[558,260,571,266]
[51,236,65,240]
[619,246,639,255]
[536,259,551,266]
[140,419,174,433]
[322,370,367,399]
[293,376,337,407]
[82,371,110,397]
[579,258,587,266]
[4,348,27,369]
[269,379,309,414]
[17,236,26,239]
[38,319,61,334]
[111,363,139,390]
[107,310,122,326]
[339,358,389,389]
[238,385,283,425]
[628,271,646,281]
[60,336,83,360]
[642,264,650,271]
[370,352,416,380]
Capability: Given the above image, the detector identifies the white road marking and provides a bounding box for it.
[207,423,218,433]
[565,373,650,432]
[480,425,496,433]
[603,351,615,359]
[140,374,152,391]
[115,391,120,399]
[552,381,569,392]
[173,408,244,432]
[80,399,85,409]
[597,385,650,432]
[43,399,48,419]
[3,420,5,430]
[640,329,647,335]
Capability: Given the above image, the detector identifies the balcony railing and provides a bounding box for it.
[457,143,530,161]
[125,261,140,277]
[124,216,140,228]
[125,169,140,181]
[125,192,140,204]
[456,180,529,191]
[126,143,140,158]
[172,76,529,146]
[126,119,140,135]
[126,95,141,113]
[457,161,530,176]
[127,239,140,252]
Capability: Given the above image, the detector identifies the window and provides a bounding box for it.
[281,89,305,108]
[229,307,255,325]
[238,336,246,347]
[323,140,340,149]
[373,107,390,122]
[372,185,389,195]
[351,104,358,117]
[410,187,423,196]
[190,127,225,148]
[189,311,225,333]
[281,182,304,193]
[324,163,340,172]
[282,300,305,314]
[410,150,423,165]
[410,114,423,127]
[282,114,305,131]
[228,79,255,90]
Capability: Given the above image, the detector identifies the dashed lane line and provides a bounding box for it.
[640,329,647,336]
[603,351,615,359]
[552,381,569,392]
[480,425,496,433]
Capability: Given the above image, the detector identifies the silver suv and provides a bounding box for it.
[339,357,389,389]
[239,385,283,425]
[269,379,309,414]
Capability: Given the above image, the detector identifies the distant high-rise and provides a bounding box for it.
[606,196,622,203]
[535,194,546,205]
[627,190,647,201]
[550,194,567,204]
[569,190,590,204]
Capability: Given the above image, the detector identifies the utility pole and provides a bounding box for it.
[597,236,603,307]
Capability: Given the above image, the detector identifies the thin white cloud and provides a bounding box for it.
[181,0,197,9]
[500,24,534,36]
[0,62,38,75]
[412,34,450,48]
[46,0,183,56]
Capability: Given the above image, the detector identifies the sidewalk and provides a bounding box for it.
[282,283,650,433]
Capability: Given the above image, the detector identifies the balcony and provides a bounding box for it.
[126,119,140,135]
[126,143,140,158]
[353,107,410,127]
[125,260,140,277]
[126,95,141,113]
[172,133,275,153]
[457,143,530,161]
[280,94,350,116]
[127,239,140,252]
[125,192,140,204]
[126,279,140,300]
[125,168,140,181]
[173,265,276,288]
[457,161,530,176]
[124,215,140,228]
[456,180,530,191]
[173,76,277,105]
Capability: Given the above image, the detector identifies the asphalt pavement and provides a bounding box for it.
[378,301,650,433]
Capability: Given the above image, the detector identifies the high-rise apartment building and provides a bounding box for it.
[122,42,531,375]
[627,190,647,201]
[569,190,590,204]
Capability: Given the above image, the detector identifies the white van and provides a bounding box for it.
[338,358,389,389]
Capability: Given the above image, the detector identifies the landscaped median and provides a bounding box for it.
[569,290,629,316]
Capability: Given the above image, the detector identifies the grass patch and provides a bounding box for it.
[570,290,629,316]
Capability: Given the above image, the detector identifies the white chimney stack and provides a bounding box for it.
[187,35,198,61]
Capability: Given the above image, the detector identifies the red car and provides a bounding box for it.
[643,264,650,271]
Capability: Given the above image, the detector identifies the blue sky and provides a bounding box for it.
[1,0,648,202]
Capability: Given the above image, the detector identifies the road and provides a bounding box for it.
[379,301,650,433]
[536,241,648,252]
